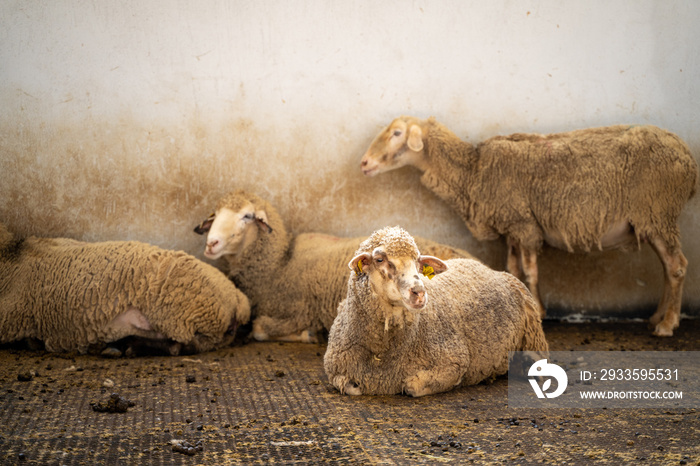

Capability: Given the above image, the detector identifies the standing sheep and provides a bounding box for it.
[324,226,548,397]
[193,190,474,343]
[360,116,698,336]
[0,223,250,354]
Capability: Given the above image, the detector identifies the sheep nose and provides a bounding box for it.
[410,287,426,308]
[361,159,368,167]
[207,239,220,250]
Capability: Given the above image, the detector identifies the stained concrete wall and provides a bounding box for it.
[1,1,699,318]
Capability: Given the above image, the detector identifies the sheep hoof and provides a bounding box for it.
[404,371,438,397]
[251,320,269,341]
[404,378,434,397]
[404,385,433,397]
[333,376,361,395]
[344,383,362,396]
[300,330,319,344]
[100,346,123,358]
[653,323,675,337]
[168,342,182,356]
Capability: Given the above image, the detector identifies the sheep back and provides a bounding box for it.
[421,258,548,384]
[254,233,362,332]
[246,227,474,336]
[423,123,698,252]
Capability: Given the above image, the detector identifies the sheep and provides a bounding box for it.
[323,226,548,397]
[360,116,699,337]
[0,223,250,354]
[193,189,474,343]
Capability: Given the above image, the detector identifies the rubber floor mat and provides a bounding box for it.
[0,320,698,464]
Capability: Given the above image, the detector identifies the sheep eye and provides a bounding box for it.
[243,213,254,221]
[375,258,383,263]
[393,130,402,137]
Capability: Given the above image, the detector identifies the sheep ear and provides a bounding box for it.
[407,125,424,152]
[349,252,372,276]
[194,213,215,235]
[255,210,273,233]
[418,255,448,279]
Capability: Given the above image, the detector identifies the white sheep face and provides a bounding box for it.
[203,204,266,260]
[361,116,425,176]
[350,247,447,311]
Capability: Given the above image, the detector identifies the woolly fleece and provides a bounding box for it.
[202,190,474,340]
[362,117,698,336]
[417,120,697,252]
[325,226,549,396]
[0,223,250,353]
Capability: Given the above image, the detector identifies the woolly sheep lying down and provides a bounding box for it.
[194,190,474,343]
[361,116,699,336]
[0,223,250,354]
[324,226,549,397]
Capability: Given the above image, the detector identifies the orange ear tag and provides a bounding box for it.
[422,265,435,280]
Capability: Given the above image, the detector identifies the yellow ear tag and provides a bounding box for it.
[423,265,435,280]
[357,260,364,274]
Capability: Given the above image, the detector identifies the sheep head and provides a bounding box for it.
[193,191,273,260]
[361,116,428,176]
[349,226,448,311]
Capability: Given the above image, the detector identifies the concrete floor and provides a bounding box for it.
[0,319,698,465]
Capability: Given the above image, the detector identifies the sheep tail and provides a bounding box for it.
[519,288,550,355]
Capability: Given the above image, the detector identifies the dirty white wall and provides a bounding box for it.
[1,0,699,318]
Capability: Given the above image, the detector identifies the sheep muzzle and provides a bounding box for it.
[401,277,428,311]
[407,285,427,310]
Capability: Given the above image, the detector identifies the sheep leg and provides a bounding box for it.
[648,237,687,337]
[506,238,523,281]
[252,316,319,343]
[330,375,362,395]
[519,247,546,318]
[403,367,463,397]
[104,307,167,341]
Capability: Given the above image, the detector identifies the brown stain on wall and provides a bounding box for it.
[0,115,697,316]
